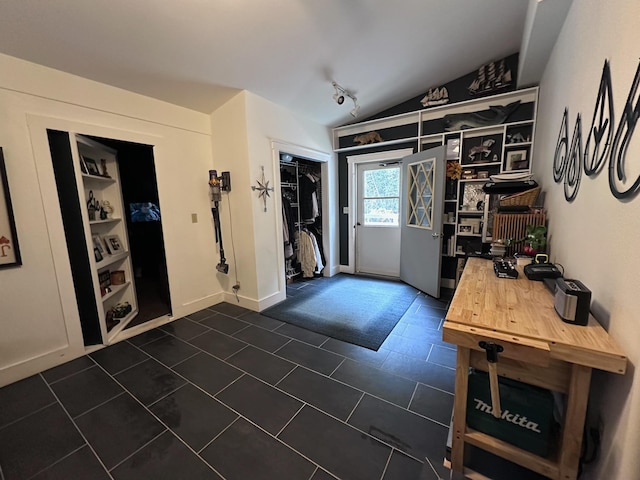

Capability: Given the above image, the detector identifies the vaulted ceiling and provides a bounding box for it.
[0,0,571,126]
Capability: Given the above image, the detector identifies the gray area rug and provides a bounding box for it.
[263,275,418,350]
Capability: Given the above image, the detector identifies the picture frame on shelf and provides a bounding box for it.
[92,235,107,256]
[458,224,473,234]
[84,156,100,176]
[505,149,530,171]
[79,155,88,174]
[94,247,103,263]
[0,148,22,269]
[104,234,123,254]
[462,134,502,165]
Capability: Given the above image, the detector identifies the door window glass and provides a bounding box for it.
[362,167,400,226]
[407,159,434,229]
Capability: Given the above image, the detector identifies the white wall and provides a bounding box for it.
[210,91,334,310]
[0,53,220,385]
[533,2,640,478]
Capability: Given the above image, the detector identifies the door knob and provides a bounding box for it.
[432,232,441,238]
[356,222,362,226]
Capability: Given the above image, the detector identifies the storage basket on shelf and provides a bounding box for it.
[499,186,541,208]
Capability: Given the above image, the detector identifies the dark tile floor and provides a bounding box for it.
[0,278,458,480]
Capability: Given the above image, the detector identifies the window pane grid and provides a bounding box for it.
[407,160,434,229]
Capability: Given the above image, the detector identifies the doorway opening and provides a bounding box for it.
[90,137,172,327]
[279,153,325,297]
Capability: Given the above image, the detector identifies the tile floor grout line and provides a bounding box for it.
[72,391,127,420]
[106,428,168,473]
[145,381,189,409]
[377,448,395,480]
[425,343,436,363]
[344,391,366,424]
[275,403,305,438]
[96,354,152,377]
[38,373,115,480]
[44,361,98,385]
[423,454,446,480]
[195,416,240,455]
[0,400,58,432]
[24,444,87,480]
[407,381,421,412]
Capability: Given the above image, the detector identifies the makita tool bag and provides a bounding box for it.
[466,370,557,457]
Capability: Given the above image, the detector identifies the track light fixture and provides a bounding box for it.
[332,81,360,117]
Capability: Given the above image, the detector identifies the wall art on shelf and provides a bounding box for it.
[462,183,485,211]
[505,149,530,171]
[0,148,22,269]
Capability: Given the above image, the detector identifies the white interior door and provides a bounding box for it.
[355,163,401,276]
[400,147,446,297]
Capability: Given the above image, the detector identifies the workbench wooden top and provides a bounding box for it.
[444,258,627,374]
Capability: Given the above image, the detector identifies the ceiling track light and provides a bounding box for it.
[332,81,360,117]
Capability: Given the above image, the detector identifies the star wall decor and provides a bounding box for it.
[251,165,274,212]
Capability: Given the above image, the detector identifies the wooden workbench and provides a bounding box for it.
[443,258,627,480]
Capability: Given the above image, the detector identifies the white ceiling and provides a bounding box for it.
[0,0,563,127]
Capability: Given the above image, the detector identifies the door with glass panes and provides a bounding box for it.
[355,163,401,276]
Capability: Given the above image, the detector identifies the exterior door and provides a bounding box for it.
[400,147,446,297]
[355,163,401,276]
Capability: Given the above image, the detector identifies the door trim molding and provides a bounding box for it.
[345,148,414,274]
[270,139,333,302]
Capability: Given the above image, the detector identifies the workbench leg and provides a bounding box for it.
[558,364,592,480]
[451,347,471,473]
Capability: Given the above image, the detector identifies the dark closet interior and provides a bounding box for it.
[280,153,324,290]
[92,137,171,328]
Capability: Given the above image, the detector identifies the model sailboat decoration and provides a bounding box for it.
[421,87,450,107]
[468,59,512,95]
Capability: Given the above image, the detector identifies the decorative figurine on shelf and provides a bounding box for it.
[87,190,97,221]
[353,131,383,145]
[101,200,114,219]
[99,204,108,220]
[100,159,110,178]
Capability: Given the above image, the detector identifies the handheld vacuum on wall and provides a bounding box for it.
[209,170,231,274]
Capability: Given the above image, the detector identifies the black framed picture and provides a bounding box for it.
[462,134,503,165]
[0,148,22,269]
[84,156,100,176]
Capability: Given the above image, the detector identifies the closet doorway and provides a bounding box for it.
[273,141,332,301]
[280,154,324,287]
